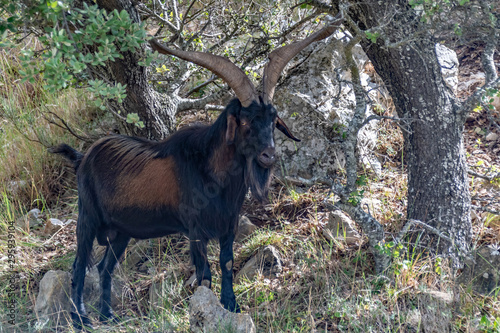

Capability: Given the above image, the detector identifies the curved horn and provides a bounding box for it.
[262,17,343,104]
[150,39,258,107]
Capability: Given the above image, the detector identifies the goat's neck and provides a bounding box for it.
[207,115,239,182]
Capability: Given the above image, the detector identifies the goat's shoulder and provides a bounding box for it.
[157,123,212,156]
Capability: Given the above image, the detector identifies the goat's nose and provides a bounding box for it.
[259,147,275,167]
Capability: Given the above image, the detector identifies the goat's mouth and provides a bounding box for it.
[256,158,274,169]
[256,147,275,169]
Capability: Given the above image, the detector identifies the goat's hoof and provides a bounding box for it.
[222,300,240,313]
[201,279,211,288]
[71,312,93,330]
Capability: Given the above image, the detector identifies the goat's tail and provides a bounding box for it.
[49,144,84,171]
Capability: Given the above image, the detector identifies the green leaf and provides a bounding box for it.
[126,113,140,124]
[119,9,129,21]
[480,315,490,327]
[365,31,380,43]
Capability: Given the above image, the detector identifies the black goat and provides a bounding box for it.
[52,20,341,329]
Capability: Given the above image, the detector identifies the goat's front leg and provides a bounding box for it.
[219,233,239,312]
[190,238,212,288]
[98,233,130,323]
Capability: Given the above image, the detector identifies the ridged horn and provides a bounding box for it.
[150,39,258,107]
[262,17,343,104]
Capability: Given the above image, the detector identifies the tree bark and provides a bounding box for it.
[347,1,472,258]
[87,0,175,139]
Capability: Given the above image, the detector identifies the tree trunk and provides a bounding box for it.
[89,0,175,139]
[348,1,472,259]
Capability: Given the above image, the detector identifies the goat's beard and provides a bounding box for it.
[245,158,272,202]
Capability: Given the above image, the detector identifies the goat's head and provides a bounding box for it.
[225,99,289,201]
[225,98,297,168]
[149,18,342,200]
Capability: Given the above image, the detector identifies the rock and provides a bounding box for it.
[84,266,122,310]
[485,132,498,141]
[235,216,257,242]
[82,266,101,309]
[322,210,361,245]
[6,180,27,196]
[15,208,42,230]
[43,218,67,235]
[457,246,500,295]
[418,290,453,333]
[28,208,41,219]
[491,96,500,111]
[122,239,150,269]
[361,197,382,213]
[273,33,381,180]
[189,286,255,333]
[34,270,72,328]
[236,245,282,281]
[435,44,459,94]
[35,266,126,329]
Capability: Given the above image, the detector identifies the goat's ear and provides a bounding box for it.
[226,114,238,145]
[276,117,300,142]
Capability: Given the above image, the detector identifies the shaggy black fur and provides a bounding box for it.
[51,98,297,329]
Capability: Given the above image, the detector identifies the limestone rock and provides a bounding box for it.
[236,245,282,281]
[189,286,255,333]
[235,216,257,242]
[34,270,72,328]
[43,218,67,235]
[273,33,381,180]
[7,180,27,196]
[322,210,361,245]
[15,208,42,230]
[485,132,498,142]
[458,246,500,295]
[35,265,126,329]
[122,239,150,269]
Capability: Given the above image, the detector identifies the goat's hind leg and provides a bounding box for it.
[71,212,96,329]
[98,232,130,323]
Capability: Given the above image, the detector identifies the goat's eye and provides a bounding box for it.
[241,125,252,136]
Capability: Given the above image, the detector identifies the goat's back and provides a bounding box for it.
[75,132,246,241]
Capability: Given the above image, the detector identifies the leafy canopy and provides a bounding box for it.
[1,0,151,110]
